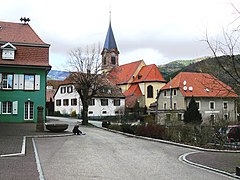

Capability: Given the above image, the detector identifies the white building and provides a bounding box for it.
[157,72,239,125]
[54,84,125,119]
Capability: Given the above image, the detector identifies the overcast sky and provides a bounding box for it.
[1,0,239,70]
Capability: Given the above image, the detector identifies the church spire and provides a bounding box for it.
[101,11,119,72]
[103,11,118,50]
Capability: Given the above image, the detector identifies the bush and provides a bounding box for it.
[135,124,166,139]
[53,111,62,117]
[102,121,111,128]
[121,124,136,134]
[108,124,123,132]
[71,110,77,117]
[144,114,155,124]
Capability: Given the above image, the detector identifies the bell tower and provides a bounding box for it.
[101,12,119,72]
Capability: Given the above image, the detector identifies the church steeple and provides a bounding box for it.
[101,12,119,72]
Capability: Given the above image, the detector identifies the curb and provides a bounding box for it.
[98,126,240,153]
[179,152,240,179]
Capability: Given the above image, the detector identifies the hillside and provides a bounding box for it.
[47,70,69,80]
[158,57,208,81]
[163,55,240,95]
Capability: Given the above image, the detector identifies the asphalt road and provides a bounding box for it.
[35,126,232,180]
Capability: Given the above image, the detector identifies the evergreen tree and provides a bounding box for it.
[184,96,202,125]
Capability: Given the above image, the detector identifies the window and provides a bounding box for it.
[210,114,215,125]
[164,91,167,97]
[114,99,120,106]
[88,111,93,114]
[173,89,177,96]
[24,75,34,90]
[196,101,200,110]
[209,101,215,110]
[102,110,107,114]
[223,102,228,110]
[2,101,12,114]
[173,102,177,110]
[71,98,77,106]
[164,103,167,110]
[224,114,228,120]
[111,56,116,64]
[2,74,13,89]
[178,113,182,121]
[166,114,171,121]
[60,87,66,94]
[63,99,69,106]
[101,99,108,106]
[88,99,95,106]
[147,85,153,98]
[24,101,34,120]
[67,86,73,93]
[56,100,61,106]
[1,42,16,60]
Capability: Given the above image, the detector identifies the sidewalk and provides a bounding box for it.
[0,122,73,155]
[0,120,75,180]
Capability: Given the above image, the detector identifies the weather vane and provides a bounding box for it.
[20,17,30,24]
[109,5,112,23]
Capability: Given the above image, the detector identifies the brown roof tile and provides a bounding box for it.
[0,21,48,45]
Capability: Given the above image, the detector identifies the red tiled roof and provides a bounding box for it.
[0,21,48,46]
[161,72,238,97]
[124,84,143,97]
[108,60,144,84]
[124,84,142,108]
[132,64,166,83]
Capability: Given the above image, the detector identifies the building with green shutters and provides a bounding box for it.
[0,19,51,122]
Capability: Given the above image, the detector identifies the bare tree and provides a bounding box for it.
[204,3,240,88]
[67,44,108,125]
[204,30,240,87]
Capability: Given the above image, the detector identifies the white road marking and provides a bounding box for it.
[32,138,45,180]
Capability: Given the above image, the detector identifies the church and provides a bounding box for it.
[101,20,166,109]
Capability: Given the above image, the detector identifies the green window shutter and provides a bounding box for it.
[0,102,1,114]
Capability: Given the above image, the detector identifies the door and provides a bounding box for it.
[24,101,34,120]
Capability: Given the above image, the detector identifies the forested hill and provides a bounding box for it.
[158,57,208,81]
[159,55,240,95]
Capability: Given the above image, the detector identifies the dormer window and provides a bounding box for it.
[1,42,16,60]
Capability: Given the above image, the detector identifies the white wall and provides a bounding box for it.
[54,85,125,118]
